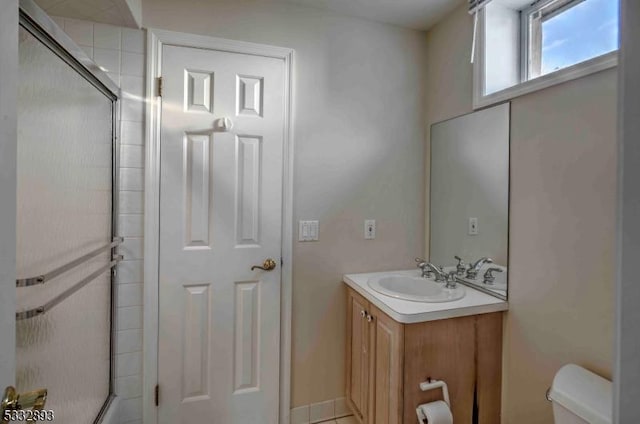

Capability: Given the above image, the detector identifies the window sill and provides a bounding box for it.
[473,50,618,109]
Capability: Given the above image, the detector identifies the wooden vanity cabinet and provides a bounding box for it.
[345,286,503,424]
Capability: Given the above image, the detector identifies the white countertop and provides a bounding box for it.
[343,269,508,324]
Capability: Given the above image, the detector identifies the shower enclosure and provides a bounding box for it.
[11,2,120,423]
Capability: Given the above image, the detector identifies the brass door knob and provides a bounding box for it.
[2,386,48,423]
[251,258,277,271]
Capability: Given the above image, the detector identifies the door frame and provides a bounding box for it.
[0,0,18,392]
[143,29,295,424]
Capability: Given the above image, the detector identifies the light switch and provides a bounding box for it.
[299,220,319,241]
[468,217,478,235]
[364,219,376,240]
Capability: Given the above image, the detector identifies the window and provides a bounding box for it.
[475,0,619,108]
[523,0,619,79]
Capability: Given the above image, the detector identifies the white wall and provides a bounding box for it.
[142,0,428,411]
[0,0,18,389]
[51,17,146,424]
[615,0,640,421]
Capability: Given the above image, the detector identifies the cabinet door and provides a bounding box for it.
[346,288,371,422]
[369,305,404,424]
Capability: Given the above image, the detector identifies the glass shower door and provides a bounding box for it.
[14,20,117,424]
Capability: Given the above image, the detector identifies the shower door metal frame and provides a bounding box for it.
[17,1,121,423]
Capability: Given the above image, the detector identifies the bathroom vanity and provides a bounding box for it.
[344,103,511,424]
[344,270,508,424]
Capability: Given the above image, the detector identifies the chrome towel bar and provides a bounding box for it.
[16,237,124,287]
[16,255,123,321]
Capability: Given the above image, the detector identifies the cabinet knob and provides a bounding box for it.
[360,310,366,318]
[366,314,373,323]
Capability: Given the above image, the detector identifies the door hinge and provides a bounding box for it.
[156,77,163,97]
[154,384,159,406]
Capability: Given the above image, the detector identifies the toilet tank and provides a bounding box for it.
[548,364,612,424]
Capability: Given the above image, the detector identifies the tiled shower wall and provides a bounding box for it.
[51,17,145,424]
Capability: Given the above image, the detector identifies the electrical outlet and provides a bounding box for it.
[365,219,376,240]
[468,217,478,235]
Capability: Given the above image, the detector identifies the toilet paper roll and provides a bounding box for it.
[418,400,453,424]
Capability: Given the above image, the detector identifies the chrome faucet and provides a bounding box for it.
[414,258,446,281]
[483,267,503,285]
[426,263,447,282]
[466,257,493,279]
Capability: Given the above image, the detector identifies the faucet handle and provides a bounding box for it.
[445,271,458,289]
[415,258,433,278]
[484,267,503,277]
[483,267,503,284]
[454,256,466,275]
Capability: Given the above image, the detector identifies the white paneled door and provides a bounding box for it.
[158,45,285,424]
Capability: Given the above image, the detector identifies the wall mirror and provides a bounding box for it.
[429,103,510,300]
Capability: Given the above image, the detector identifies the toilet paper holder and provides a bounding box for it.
[418,378,450,406]
[416,378,451,423]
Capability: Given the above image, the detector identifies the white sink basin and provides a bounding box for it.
[367,274,465,303]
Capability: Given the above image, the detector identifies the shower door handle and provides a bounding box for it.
[2,386,48,423]
[251,258,277,271]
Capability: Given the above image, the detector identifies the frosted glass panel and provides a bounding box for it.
[16,26,114,423]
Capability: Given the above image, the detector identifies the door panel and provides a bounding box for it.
[370,305,403,424]
[346,288,370,422]
[158,45,285,424]
[403,316,476,424]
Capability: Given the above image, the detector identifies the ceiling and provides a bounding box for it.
[34,0,141,27]
[35,0,463,31]
[285,0,463,30]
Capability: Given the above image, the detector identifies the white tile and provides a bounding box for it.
[117,259,143,283]
[336,417,357,424]
[117,305,143,330]
[291,405,311,424]
[116,375,142,399]
[117,283,143,307]
[121,52,144,77]
[80,45,93,59]
[119,214,144,237]
[119,191,144,215]
[117,351,142,377]
[334,398,350,418]
[120,397,142,421]
[121,98,144,123]
[121,75,145,99]
[118,236,144,260]
[94,47,120,74]
[35,0,65,9]
[94,23,121,50]
[120,167,144,191]
[122,28,145,53]
[310,400,335,423]
[50,16,65,30]
[121,145,144,168]
[117,329,143,353]
[64,18,93,46]
[107,72,120,87]
[120,121,144,146]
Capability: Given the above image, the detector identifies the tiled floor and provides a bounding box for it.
[319,416,358,424]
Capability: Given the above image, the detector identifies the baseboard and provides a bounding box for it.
[290,397,353,424]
